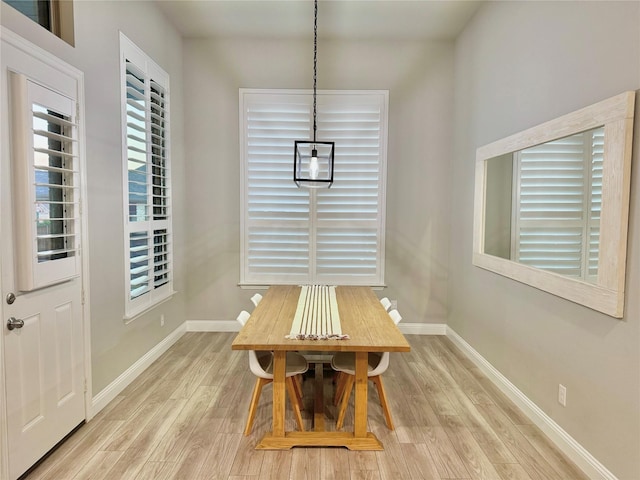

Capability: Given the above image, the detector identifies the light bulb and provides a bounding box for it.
[309,149,319,180]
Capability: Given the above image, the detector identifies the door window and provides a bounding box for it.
[10,73,80,291]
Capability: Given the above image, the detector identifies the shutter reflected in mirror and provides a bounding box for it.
[513,127,603,282]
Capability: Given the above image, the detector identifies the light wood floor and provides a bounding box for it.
[24,333,588,480]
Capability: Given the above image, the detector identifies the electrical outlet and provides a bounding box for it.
[160,314,165,327]
[558,384,567,407]
[390,300,398,310]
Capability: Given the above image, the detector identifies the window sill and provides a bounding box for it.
[123,290,177,324]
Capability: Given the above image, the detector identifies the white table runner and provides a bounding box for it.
[286,285,349,340]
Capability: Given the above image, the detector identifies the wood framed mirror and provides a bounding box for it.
[473,92,635,318]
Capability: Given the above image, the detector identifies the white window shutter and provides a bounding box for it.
[243,94,311,283]
[9,73,81,291]
[315,95,385,284]
[121,34,173,318]
[240,90,388,285]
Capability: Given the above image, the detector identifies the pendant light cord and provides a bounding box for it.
[312,0,318,143]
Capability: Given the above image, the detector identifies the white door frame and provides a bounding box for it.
[0,26,92,480]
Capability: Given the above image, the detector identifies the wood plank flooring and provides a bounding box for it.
[24,333,588,480]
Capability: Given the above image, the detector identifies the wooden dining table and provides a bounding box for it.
[231,285,411,450]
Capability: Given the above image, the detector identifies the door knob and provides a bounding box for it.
[7,317,24,330]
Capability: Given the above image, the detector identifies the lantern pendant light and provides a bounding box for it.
[294,0,334,188]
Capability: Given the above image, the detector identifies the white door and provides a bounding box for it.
[1,33,86,480]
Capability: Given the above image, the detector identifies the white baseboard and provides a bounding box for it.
[91,323,186,416]
[446,326,617,480]
[399,322,447,335]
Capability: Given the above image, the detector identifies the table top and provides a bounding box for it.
[232,285,411,353]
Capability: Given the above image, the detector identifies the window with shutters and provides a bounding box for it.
[2,0,75,45]
[120,33,173,319]
[9,72,81,291]
[240,89,388,286]
[512,127,603,282]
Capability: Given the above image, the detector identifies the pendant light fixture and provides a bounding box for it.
[294,0,334,188]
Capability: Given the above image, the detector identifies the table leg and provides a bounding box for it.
[314,362,325,432]
[353,351,368,437]
[272,350,286,437]
[256,350,382,450]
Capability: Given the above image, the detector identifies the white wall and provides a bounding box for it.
[183,37,455,325]
[450,2,640,478]
[0,0,186,394]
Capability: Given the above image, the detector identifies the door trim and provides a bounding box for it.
[0,26,92,480]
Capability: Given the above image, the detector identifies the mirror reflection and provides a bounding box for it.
[474,91,634,317]
[483,126,604,283]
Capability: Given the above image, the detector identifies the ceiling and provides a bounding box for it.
[154,0,484,41]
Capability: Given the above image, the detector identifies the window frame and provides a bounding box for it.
[239,89,389,287]
[2,0,75,45]
[119,33,174,320]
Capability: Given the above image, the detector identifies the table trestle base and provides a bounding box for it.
[256,431,384,450]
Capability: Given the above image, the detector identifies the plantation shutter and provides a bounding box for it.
[514,127,602,280]
[121,34,173,318]
[149,79,171,290]
[10,73,81,291]
[315,95,386,284]
[240,90,387,285]
[243,93,311,283]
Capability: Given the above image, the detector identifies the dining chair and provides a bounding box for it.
[388,308,402,325]
[379,297,392,311]
[237,309,251,326]
[331,308,402,430]
[250,293,263,308]
[236,311,308,435]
